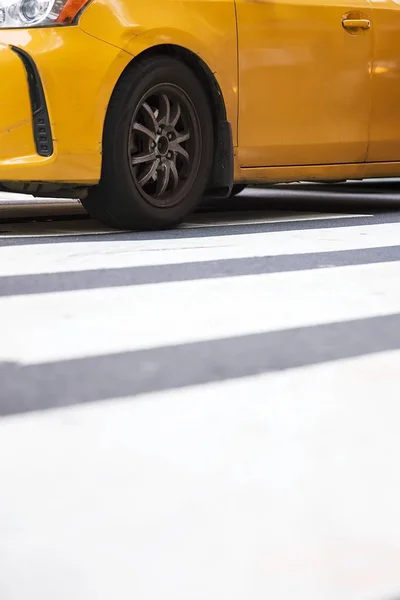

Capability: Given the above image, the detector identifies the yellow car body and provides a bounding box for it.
[0,1,237,185]
[1,0,400,227]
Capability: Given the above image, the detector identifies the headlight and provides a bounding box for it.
[0,0,91,27]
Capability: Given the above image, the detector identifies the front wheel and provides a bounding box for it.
[82,57,214,230]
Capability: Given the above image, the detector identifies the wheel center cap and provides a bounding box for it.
[157,136,169,156]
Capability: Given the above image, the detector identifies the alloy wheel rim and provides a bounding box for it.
[128,85,200,208]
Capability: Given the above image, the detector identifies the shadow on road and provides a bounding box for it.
[1,181,400,244]
[202,180,400,213]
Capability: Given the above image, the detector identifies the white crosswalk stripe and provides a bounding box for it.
[2,262,400,364]
[1,189,400,600]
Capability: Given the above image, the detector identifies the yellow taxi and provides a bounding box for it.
[0,0,398,229]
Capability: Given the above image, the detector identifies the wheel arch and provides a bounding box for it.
[106,44,234,196]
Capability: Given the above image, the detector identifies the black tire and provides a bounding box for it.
[82,56,214,230]
[230,184,246,197]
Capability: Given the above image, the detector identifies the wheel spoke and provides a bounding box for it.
[138,158,160,186]
[175,132,190,144]
[170,130,190,162]
[156,161,171,196]
[170,160,179,190]
[158,94,171,126]
[142,102,158,132]
[170,102,181,128]
[170,141,189,163]
[131,150,157,165]
[133,122,156,141]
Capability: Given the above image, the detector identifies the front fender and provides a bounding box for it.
[79,0,238,143]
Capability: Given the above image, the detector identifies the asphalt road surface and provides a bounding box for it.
[1,182,400,600]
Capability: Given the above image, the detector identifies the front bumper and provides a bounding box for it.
[0,27,131,184]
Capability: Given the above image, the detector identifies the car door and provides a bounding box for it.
[235,0,373,168]
[366,0,400,162]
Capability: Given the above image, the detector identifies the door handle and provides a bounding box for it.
[342,18,371,30]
